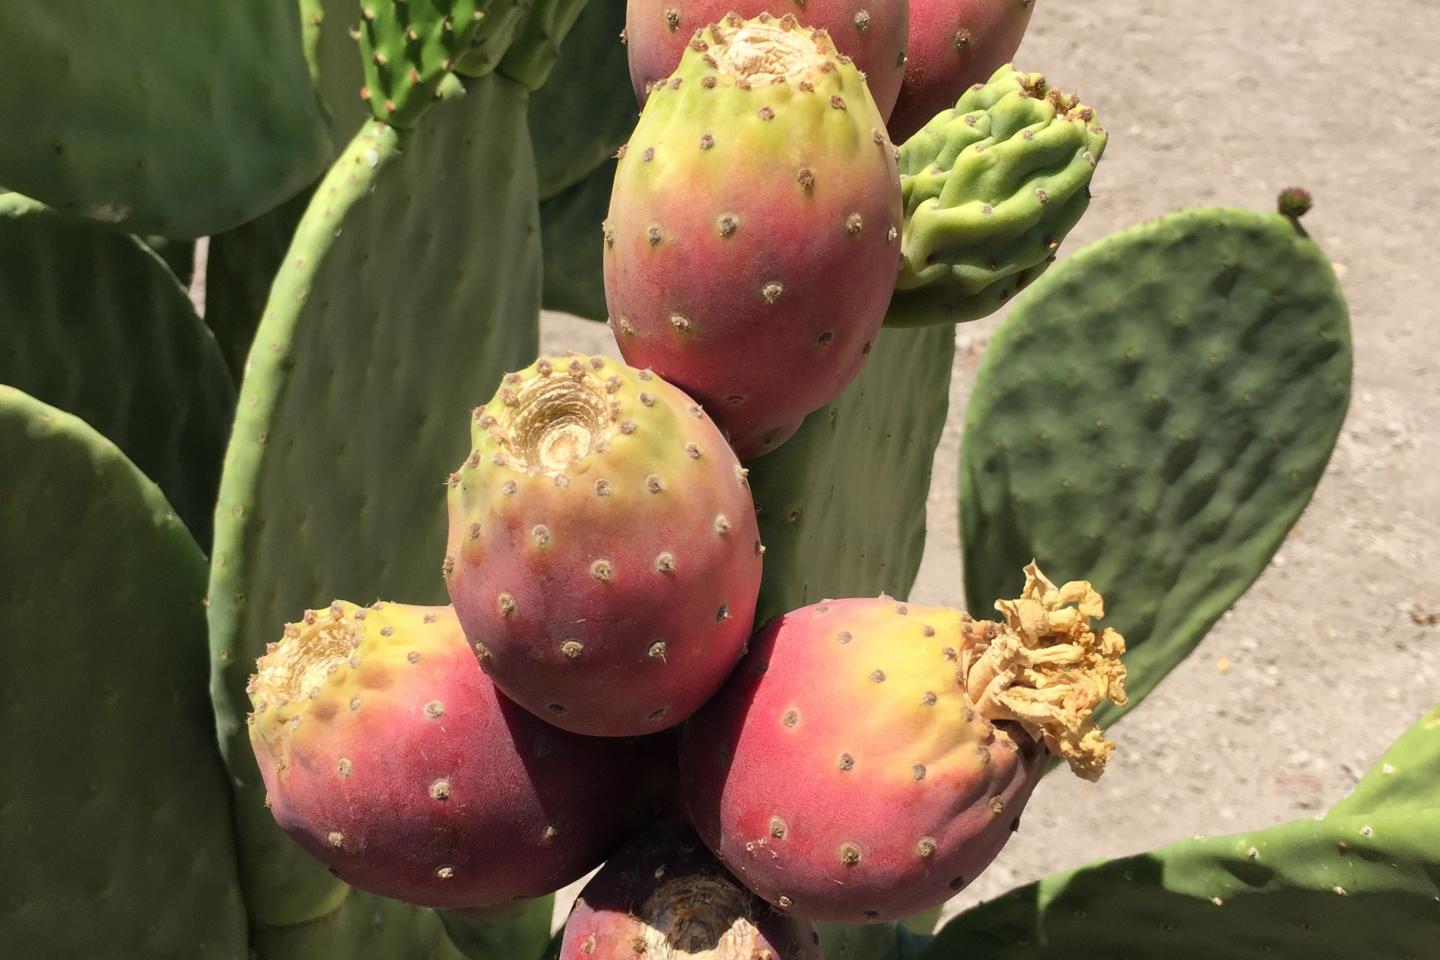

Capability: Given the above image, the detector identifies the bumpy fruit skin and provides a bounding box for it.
[626,0,910,121]
[560,822,822,960]
[681,564,1127,922]
[604,14,903,458]
[248,602,660,909]
[888,0,1036,142]
[445,354,762,736]
[887,66,1106,326]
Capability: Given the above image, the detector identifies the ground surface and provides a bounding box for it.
[541,0,1440,926]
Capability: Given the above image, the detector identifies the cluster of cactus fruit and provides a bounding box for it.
[4,1,1432,958]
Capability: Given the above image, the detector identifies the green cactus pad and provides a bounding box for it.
[0,193,235,548]
[496,0,593,91]
[455,0,534,78]
[252,890,469,960]
[749,322,955,625]
[928,786,1440,958]
[204,189,312,380]
[300,0,372,142]
[0,387,246,958]
[540,158,614,320]
[358,0,489,128]
[887,65,1107,328]
[140,234,196,286]
[528,0,634,200]
[960,204,1351,727]
[0,0,330,238]
[207,73,542,925]
[441,899,556,959]
[1331,705,1440,817]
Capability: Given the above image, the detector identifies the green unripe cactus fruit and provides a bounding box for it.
[887,65,1106,327]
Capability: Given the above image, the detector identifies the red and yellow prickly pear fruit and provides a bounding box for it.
[887,0,1036,142]
[444,354,763,736]
[625,0,911,122]
[247,602,662,910]
[559,822,822,960]
[680,563,1127,922]
[604,13,903,458]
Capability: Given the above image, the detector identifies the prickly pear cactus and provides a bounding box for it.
[540,159,616,320]
[683,565,1127,922]
[0,387,247,958]
[889,0,1036,142]
[924,704,1440,959]
[529,0,634,199]
[887,65,1107,327]
[0,193,235,547]
[357,0,488,128]
[749,323,955,624]
[0,0,330,237]
[445,355,763,737]
[604,13,902,457]
[207,73,543,925]
[960,200,1352,726]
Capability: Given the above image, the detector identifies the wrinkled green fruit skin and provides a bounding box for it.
[626,0,910,120]
[446,355,762,736]
[559,822,822,959]
[682,599,1044,923]
[604,15,903,458]
[888,0,1035,142]
[887,65,1106,327]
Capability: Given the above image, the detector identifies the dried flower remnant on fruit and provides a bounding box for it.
[961,562,1128,780]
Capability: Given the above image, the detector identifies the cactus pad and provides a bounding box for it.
[888,65,1107,327]
[1331,705,1440,817]
[529,0,634,199]
[358,1,488,128]
[0,193,235,547]
[207,73,542,924]
[960,203,1352,726]
[0,387,246,958]
[749,323,954,624]
[0,0,329,237]
[540,159,615,321]
[927,711,1440,959]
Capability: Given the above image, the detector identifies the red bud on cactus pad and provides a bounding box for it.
[625,0,911,121]
[681,563,1127,922]
[560,822,822,960]
[604,13,903,458]
[247,602,662,909]
[444,355,763,736]
[887,0,1037,142]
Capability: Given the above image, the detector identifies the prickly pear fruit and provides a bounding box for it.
[886,65,1106,326]
[681,563,1127,922]
[444,354,763,736]
[247,601,659,909]
[888,0,1036,142]
[559,822,822,960]
[625,0,911,122]
[603,13,903,458]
